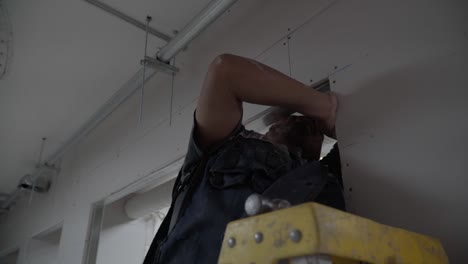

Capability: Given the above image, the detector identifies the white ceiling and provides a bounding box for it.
[0,0,211,193]
[102,0,212,35]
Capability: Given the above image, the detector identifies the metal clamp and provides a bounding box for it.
[140,56,179,75]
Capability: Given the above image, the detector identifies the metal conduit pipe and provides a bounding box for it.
[84,0,171,42]
[0,193,10,201]
[157,0,238,62]
[0,189,20,210]
[1,0,238,213]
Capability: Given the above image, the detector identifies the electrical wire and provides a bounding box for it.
[36,137,47,168]
[139,16,152,124]
[169,58,175,126]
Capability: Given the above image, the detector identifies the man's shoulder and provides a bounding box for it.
[239,128,263,139]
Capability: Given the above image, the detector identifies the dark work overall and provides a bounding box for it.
[143,122,345,264]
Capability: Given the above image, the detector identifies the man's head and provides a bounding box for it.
[262,115,324,160]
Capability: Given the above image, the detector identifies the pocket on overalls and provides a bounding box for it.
[209,168,249,189]
[208,138,292,192]
[250,147,290,193]
[208,140,249,189]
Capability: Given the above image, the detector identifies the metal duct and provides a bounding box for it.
[124,179,175,219]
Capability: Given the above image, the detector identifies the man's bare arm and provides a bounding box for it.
[196,54,336,149]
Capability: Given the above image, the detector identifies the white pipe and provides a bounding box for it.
[124,179,175,219]
[158,0,238,62]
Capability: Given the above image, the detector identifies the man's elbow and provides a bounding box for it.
[208,53,237,79]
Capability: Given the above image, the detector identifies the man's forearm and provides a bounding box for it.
[218,54,332,121]
[196,54,336,148]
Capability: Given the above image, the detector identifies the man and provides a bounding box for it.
[143,54,341,264]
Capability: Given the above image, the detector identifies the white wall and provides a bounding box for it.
[25,240,58,264]
[17,226,63,264]
[0,0,467,263]
[95,199,148,264]
[0,250,19,264]
[124,179,174,220]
